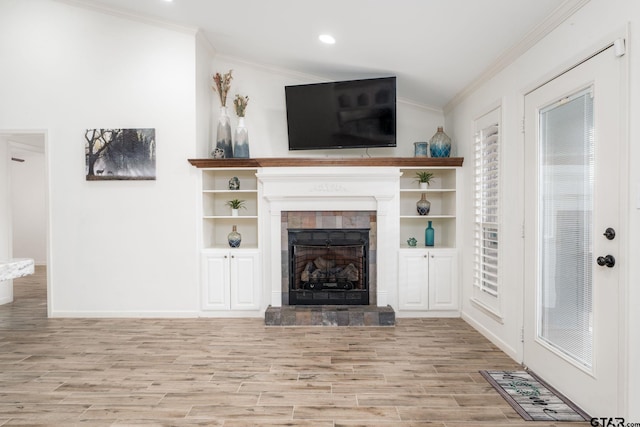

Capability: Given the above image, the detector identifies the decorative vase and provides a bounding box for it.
[416,193,431,216]
[425,221,434,247]
[407,237,417,247]
[419,182,428,190]
[414,141,429,157]
[231,208,239,217]
[233,117,250,158]
[212,106,233,159]
[228,225,241,248]
[228,176,240,190]
[429,126,452,158]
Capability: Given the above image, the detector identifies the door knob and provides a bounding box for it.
[596,255,615,268]
[603,227,616,240]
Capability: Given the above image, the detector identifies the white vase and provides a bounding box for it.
[419,182,428,189]
[212,106,233,158]
[231,208,239,216]
[233,117,250,158]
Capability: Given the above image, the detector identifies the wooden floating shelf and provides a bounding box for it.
[188,157,464,168]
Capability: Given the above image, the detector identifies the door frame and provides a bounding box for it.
[517,30,630,415]
[1,129,51,317]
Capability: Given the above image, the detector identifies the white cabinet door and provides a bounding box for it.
[398,249,429,310]
[202,250,261,311]
[230,250,260,310]
[428,249,458,310]
[202,252,230,310]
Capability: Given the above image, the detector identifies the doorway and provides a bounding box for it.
[523,45,624,415]
[1,132,48,311]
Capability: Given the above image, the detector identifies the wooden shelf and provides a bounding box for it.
[188,157,464,168]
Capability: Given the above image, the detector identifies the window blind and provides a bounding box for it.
[474,121,500,297]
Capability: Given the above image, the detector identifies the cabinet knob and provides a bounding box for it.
[424,255,427,258]
[224,255,228,259]
[231,255,235,259]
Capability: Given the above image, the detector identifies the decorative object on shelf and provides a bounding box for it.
[233,94,250,158]
[413,141,429,157]
[226,199,246,216]
[227,225,242,248]
[416,193,431,215]
[429,126,452,158]
[211,70,234,158]
[407,237,417,247]
[415,171,434,189]
[425,220,435,246]
[228,176,240,190]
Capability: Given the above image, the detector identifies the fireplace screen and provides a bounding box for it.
[288,228,369,305]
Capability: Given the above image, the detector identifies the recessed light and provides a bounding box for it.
[319,34,336,45]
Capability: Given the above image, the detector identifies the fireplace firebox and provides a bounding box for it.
[288,228,370,305]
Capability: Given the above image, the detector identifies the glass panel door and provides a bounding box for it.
[538,88,594,369]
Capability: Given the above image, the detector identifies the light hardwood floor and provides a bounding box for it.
[0,267,589,426]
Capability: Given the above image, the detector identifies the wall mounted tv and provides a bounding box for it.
[285,76,396,151]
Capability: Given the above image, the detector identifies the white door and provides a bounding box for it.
[524,46,623,416]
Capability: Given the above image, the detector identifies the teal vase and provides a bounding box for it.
[429,126,451,158]
[425,221,434,247]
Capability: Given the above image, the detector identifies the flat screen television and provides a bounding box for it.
[285,76,396,151]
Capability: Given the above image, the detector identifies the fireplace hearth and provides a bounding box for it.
[288,228,370,305]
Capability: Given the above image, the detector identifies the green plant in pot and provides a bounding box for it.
[226,199,246,216]
[415,171,434,188]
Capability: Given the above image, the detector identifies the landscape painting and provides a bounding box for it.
[85,128,156,180]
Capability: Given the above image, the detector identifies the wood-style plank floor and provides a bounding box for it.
[0,267,589,426]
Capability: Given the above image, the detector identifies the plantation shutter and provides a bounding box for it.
[474,109,500,299]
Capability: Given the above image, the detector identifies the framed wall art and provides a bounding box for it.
[85,128,156,180]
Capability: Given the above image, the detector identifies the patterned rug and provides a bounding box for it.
[479,370,590,422]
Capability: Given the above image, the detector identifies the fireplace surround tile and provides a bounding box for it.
[281,211,377,306]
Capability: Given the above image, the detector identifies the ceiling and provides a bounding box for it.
[68,0,585,110]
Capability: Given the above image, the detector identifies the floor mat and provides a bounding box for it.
[479,370,590,422]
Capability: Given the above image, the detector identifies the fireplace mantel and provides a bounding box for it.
[188,157,464,168]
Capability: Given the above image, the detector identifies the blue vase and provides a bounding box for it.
[425,221,434,247]
[416,193,431,215]
[429,126,451,158]
[233,117,250,158]
[228,225,242,248]
[414,141,428,157]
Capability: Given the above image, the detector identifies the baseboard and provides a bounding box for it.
[49,310,199,318]
[461,311,520,362]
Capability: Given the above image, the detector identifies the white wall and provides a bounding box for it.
[10,147,47,265]
[446,0,638,418]
[0,0,199,316]
[208,55,445,159]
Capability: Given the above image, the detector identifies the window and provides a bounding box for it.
[473,107,501,312]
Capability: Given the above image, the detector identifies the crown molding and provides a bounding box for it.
[443,0,590,114]
[196,30,217,57]
[54,0,199,36]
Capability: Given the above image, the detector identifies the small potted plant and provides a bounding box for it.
[226,199,246,216]
[415,171,434,189]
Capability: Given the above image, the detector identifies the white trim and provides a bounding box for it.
[470,297,504,324]
[444,0,590,114]
[54,0,199,35]
[462,312,519,362]
[50,310,200,318]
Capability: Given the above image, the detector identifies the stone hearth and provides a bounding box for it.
[264,305,395,326]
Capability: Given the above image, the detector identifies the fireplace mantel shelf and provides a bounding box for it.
[188,157,464,168]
